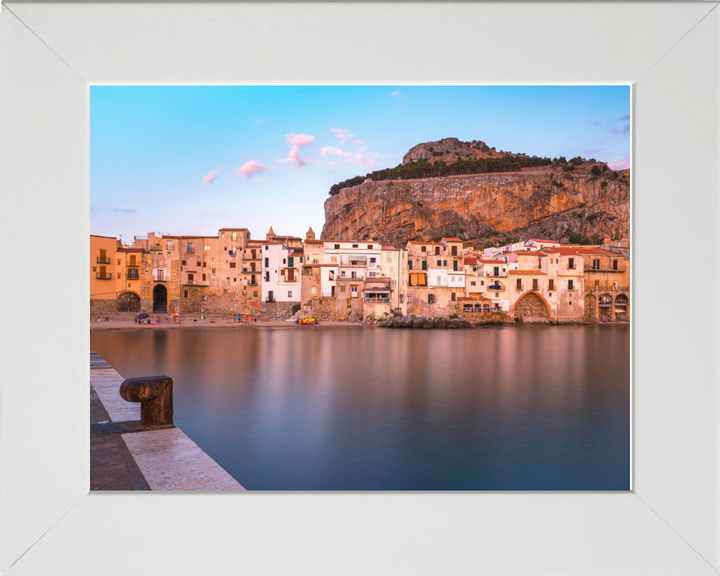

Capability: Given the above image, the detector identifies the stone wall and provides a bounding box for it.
[90,299,118,314]
[263,300,298,320]
[308,297,339,321]
[461,311,513,325]
[201,286,262,316]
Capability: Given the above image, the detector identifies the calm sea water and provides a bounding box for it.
[91,325,630,490]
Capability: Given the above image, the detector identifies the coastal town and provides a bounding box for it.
[91,226,630,325]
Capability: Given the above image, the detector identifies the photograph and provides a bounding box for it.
[89,85,631,491]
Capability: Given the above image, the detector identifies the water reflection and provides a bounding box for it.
[91,325,630,490]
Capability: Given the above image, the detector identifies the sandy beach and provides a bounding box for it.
[90,312,362,330]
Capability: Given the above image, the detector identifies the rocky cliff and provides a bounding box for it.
[403,137,507,164]
[321,166,629,246]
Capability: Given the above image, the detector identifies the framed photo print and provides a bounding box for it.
[1,2,718,575]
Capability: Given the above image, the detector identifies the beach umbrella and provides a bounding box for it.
[136,312,149,320]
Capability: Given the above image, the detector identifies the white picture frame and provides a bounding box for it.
[1,2,718,574]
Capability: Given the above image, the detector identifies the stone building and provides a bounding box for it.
[90,235,145,314]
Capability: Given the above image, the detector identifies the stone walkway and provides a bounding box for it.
[90,352,245,491]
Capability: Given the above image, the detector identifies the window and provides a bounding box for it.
[311,286,317,295]
[265,246,268,251]
[282,258,286,265]
[593,259,600,270]
[288,291,292,298]
[184,291,189,297]
[253,291,258,297]
[408,260,413,270]
[494,266,499,276]
[437,260,442,266]
[203,262,207,268]
[264,258,269,267]
[549,279,555,291]
[347,300,352,309]
[196,261,201,267]
[288,257,294,267]
[187,242,193,251]
[386,253,393,263]
[230,262,236,268]
[451,246,458,256]
[532,279,539,291]
[341,271,346,277]
[232,232,237,241]
[568,279,574,290]
[451,292,456,302]
[435,247,440,255]
[188,273,194,281]
[128,269,139,280]
[341,286,346,293]
[443,260,447,267]
[212,268,216,274]
[471,281,476,286]
[181,260,186,265]
[613,260,618,271]
[167,252,171,257]
[422,261,427,270]
[351,286,358,296]
[367,244,373,249]
[117,273,121,279]
[167,240,174,250]
[428,294,435,304]
[334,244,340,249]
[421,246,426,252]
[568,258,575,269]
[117,259,121,266]
[352,244,358,249]
[370,257,376,265]
[516,278,522,290]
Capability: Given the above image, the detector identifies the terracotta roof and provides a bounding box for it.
[90,234,118,239]
[478,259,506,265]
[381,245,398,251]
[545,247,620,256]
[509,270,547,275]
[464,257,478,265]
[407,241,443,246]
[528,238,560,243]
[442,237,463,242]
[117,247,144,252]
[289,250,304,256]
[513,251,547,256]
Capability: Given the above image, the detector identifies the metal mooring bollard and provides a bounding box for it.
[119,376,174,427]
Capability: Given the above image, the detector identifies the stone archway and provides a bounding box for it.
[583,294,597,323]
[615,293,629,321]
[153,284,168,313]
[117,291,141,313]
[514,291,550,323]
[598,293,613,321]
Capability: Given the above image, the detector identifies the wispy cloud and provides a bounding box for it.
[348,148,389,166]
[320,146,351,158]
[619,114,630,121]
[202,168,221,185]
[234,160,272,179]
[277,132,315,168]
[352,140,365,145]
[609,124,630,136]
[330,128,355,145]
[389,90,402,97]
[254,119,264,125]
[608,155,630,170]
[200,210,221,218]
[112,208,137,213]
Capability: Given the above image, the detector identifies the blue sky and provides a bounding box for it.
[91,85,630,242]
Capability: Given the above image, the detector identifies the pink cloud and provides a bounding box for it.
[200,210,221,218]
[349,148,390,166]
[277,132,315,168]
[233,160,272,179]
[352,140,365,146]
[320,146,350,158]
[331,128,355,145]
[202,168,221,185]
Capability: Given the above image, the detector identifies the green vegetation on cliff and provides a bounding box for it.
[328,155,555,196]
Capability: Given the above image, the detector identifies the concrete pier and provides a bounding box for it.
[90,352,245,491]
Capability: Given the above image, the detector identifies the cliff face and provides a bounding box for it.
[321,167,629,246]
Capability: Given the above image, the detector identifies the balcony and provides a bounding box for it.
[185,247,195,253]
[587,284,629,293]
[126,273,140,281]
[242,269,262,274]
[153,271,168,282]
[365,281,392,290]
[589,266,625,273]
[96,273,113,280]
[96,257,111,264]
[487,283,505,291]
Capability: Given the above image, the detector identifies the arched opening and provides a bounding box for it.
[615,294,629,321]
[153,284,168,313]
[598,293,613,320]
[514,291,549,322]
[583,294,597,322]
[117,291,141,313]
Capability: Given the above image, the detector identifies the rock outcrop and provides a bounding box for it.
[321,166,629,246]
[403,137,506,165]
